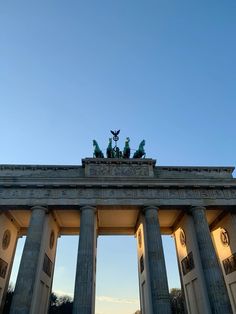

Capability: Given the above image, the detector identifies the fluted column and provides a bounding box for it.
[10,206,47,314]
[73,206,97,314]
[144,206,172,314]
[190,206,232,313]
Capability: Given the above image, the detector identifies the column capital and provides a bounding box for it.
[80,205,97,213]
[188,206,206,214]
[31,205,48,213]
[142,205,159,214]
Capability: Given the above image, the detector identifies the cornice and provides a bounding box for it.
[0,163,233,173]
[0,161,234,181]
[0,177,235,188]
[0,164,82,171]
[82,158,156,166]
[156,166,234,174]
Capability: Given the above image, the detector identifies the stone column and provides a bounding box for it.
[73,206,97,314]
[190,206,233,313]
[144,206,172,314]
[10,206,47,314]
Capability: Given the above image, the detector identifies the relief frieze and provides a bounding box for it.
[87,164,150,177]
[0,187,236,200]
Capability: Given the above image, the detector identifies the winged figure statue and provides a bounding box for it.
[110,130,120,137]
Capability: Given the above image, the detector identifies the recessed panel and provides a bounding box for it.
[158,210,180,227]
[9,210,31,228]
[54,210,80,228]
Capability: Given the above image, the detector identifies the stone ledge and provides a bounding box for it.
[155,166,234,179]
[0,161,234,180]
[82,158,156,165]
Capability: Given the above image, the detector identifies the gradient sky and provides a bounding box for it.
[1,1,236,314]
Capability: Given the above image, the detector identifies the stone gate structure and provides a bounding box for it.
[0,158,236,313]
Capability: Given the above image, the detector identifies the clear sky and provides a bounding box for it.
[1,1,236,314]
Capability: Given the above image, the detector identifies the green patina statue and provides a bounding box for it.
[93,140,104,158]
[106,138,114,158]
[93,132,146,159]
[113,146,122,158]
[133,140,146,158]
[123,137,130,158]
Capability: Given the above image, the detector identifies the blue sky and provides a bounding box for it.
[1,1,236,313]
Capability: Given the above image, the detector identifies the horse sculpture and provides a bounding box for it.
[123,137,130,158]
[93,140,104,158]
[106,138,114,158]
[113,146,122,158]
[133,140,146,158]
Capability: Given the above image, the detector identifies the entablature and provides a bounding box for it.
[0,160,235,208]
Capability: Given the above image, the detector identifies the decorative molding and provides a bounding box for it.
[157,166,234,174]
[82,158,156,166]
[0,162,233,176]
[0,187,235,201]
[0,164,81,171]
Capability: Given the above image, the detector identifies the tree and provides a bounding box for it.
[170,288,185,314]
[2,289,73,314]
[48,293,73,314]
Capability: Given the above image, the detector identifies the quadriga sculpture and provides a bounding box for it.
[133,140,146,158]
[106,138,114,158]
[93,140,104,158]
[123,137,130,158]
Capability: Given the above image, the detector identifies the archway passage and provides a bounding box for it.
[51,235,78,299]
[96,236,140,314]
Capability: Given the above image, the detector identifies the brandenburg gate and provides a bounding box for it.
[0,137,236,313]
